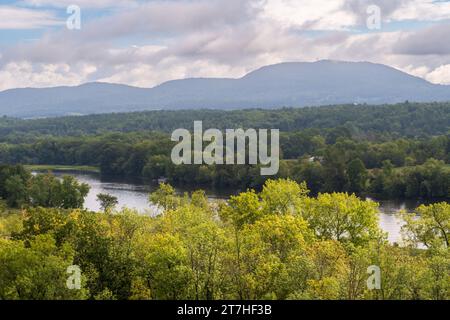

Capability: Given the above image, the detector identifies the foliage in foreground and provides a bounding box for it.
[0,180,449,300]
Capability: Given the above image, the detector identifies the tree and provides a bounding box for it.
[149,183,181,211]
[289,240,349,300]
[97,193,119,212]
[347,158,368,193]
[0,235,88,300]
[59,176,90,209]
[4,175,28,208]
[220,189,262,230]
[141,233,192,299]
[367,244,432,300]
[260,179,309,215]
[302,193,381,245]
[232,214,312,299]
[142,155,170,180]
[401,202,449,249]
[0,165,31,202]
[28,174,90,209]
[292,160,326,195]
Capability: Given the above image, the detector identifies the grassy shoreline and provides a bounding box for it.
[24,164,100,173]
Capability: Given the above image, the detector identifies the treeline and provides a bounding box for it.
[0,165,89,209]
[292,158,449,199]
[1,102,449,143]
[0,180,448,300]
[0,133,448,199]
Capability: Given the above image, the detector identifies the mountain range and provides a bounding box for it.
[1,60,450,118]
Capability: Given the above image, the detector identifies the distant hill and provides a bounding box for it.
[1,60,450,118]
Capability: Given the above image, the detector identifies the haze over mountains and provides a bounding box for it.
[1,60,450,118]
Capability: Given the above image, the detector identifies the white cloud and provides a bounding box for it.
[261,0,357,30]
[402,64,430,78]
[426,64,450,84]
[0,62,97,91]
[391,0,450,21]
[0,5,62,29]
[1,0,450,89]
[261,0,450,31]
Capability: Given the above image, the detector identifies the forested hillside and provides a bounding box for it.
[0,103,449,142]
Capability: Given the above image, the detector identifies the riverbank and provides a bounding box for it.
[25,164,100,174]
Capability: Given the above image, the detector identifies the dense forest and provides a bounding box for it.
[0,102,449,142]
[0,173,449,300]
[0,104,448,199]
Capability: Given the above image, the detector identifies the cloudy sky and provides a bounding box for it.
[0,0,450,91]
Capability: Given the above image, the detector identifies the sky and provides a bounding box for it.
[0,0,450,91]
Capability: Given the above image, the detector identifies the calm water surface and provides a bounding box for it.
[48,171,447,244]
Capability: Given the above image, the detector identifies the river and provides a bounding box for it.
[48,171,447,244]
